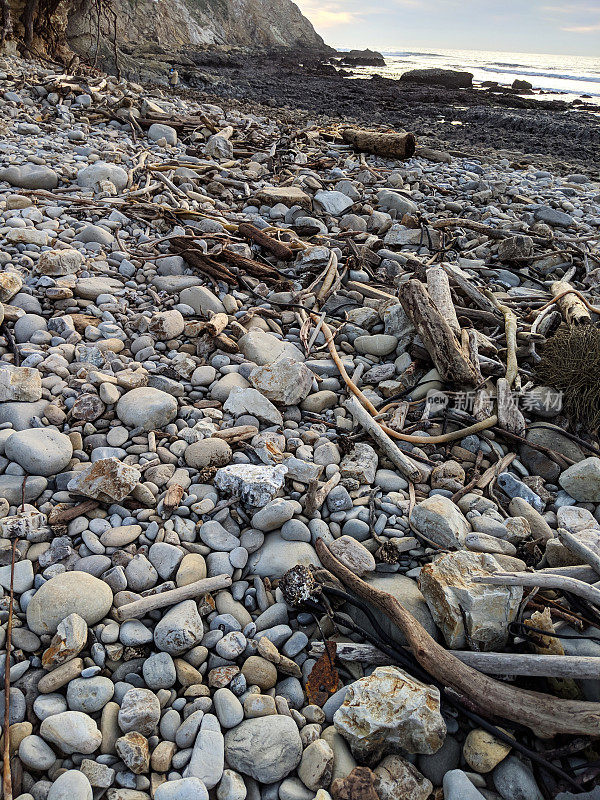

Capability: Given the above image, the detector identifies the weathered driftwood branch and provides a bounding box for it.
[426,265,460,335]
[496,378,526,436]
[2,538,17,800]
[315,538,600,737]
[558,529,600,577]
[540,565,600,582]
[309,641,600,679]
[48,500,99,525]
[342,128,416,160]
[237,223,294,261]
[320,316,498,444]
[344,396,424,483]
[399,279,481,386]
[304,472,341,518]
[474,572,600,607]
[551,280,591,325]
[442,263,498,315]
[116,574,232,621]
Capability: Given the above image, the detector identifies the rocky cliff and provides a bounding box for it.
[0,0,326,60]
[90,0,324,49]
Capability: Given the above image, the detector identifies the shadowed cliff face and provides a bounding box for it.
[67,0,326,51]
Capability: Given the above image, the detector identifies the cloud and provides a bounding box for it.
[296,1,362,28]
[562,22,600,31]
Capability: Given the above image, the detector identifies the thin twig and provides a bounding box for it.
[2,538,17,800]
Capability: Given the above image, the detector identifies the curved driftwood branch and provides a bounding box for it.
[474,571,600,607]
[314,538,600,738]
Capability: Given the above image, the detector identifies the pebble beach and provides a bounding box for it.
[1,53,600,800]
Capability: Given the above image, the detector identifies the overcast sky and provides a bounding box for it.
[295,0,600,56]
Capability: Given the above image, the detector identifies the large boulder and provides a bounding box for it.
[400,68,473,89]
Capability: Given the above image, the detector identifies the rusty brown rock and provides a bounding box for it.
[331,766,380,800]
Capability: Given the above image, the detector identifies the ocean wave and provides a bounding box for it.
[384,51,444,58]
[491,62,528,68]
[478,65,600,83]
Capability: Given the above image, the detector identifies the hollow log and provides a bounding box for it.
[342,128,416,159]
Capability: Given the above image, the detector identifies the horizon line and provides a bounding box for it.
[327,43,598,60]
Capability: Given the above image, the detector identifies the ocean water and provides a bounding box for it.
[346,48,600,105]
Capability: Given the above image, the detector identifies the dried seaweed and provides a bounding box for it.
[536,324,600,430]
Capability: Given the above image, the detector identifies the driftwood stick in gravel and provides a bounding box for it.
[213,425,259,443]
[496,378,526,436]
[426,265,460,335]
[2,538,17,800]
[551,280,591,325]
[48,500,99,525]
[116,574,232,621]
[204,313,229,337]
[237,222,294,261]
[442,263,499,315]
[399,279,481,386]
[315,538,600,738]
[342,128,416,159]
[304,472,341,518]
[474,571,600,606]
[557,529,600,577]
[344,396,424,483]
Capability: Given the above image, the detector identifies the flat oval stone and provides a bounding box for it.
[5,428,73,476]
[26,571,113,634]
[354,334,398,356]
[116,387,178,431]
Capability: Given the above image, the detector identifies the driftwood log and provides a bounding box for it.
[399,279,481,386]
[558,528,600,576]
[342,128,416,160]
[309,641,600,679]
[315,538,600,738]
[426,266,460,335]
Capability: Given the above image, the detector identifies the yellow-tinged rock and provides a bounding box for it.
[463,728,512,773]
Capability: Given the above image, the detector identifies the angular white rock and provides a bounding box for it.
[35,249,84,276]
[410,495,471,549]
[334,666,446,757]
[249,357,314,405]
[418,551,523,650]
[67,457,140,502]
[0,365,42,402]
[214,464,288,507]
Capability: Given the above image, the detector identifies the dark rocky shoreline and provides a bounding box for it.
[158,50,600,179]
